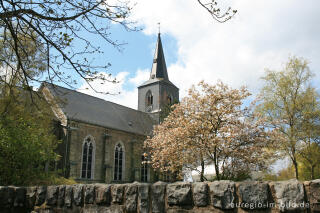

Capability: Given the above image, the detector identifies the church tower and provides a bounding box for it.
[138,33,179,123]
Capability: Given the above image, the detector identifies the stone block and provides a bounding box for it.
[111,184,125,204]
[25,186,37,209]
[270,179,305,212]
[84,184,95,204]
[0,186,14,208]
[238,181,270,209]
[138,183,150,213]
[36,186,47,206]
[64,185,73,207]
[14,187,26,207]
[125,184,138,213]
[209,180,235,210]
[151,181,167,213]
[96,205,125,213]
[46,185,59,206]
[167,182,192,206]
[57,185,65,207]
[305,179,320,212]
[193,182,208,207]
[73,184,84,206]
[95,184,111,205]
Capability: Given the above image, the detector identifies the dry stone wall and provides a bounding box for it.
[0,179,319,213]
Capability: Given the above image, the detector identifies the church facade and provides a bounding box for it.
[40,33,179,183]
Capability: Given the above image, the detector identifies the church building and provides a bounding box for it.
[40,33,179,183]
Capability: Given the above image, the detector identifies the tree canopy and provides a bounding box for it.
[257,56,320,180]
[0,86,60,185]
[145,81,276,181]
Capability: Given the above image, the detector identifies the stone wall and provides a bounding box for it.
[0,179,319,213]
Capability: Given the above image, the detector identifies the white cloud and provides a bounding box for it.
[78,0,320,109]
[77,69,149,109]
[128,69,150,86]
[130,0,320,97]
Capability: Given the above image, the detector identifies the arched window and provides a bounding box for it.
[145,90,153,112]
[141,154,148,182]
[81,136,95,179]
[146,91,153,106]
[114,143,124,181]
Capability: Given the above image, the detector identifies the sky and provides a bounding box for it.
[77,0,320,111]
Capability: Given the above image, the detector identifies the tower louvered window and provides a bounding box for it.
[81,137,94,179]
[146,91,153,106]
[114,143,124,181]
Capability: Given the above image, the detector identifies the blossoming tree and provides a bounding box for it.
[145,81,277,181]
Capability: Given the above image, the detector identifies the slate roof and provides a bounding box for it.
[151,33,168,80]
[44,84,155,136]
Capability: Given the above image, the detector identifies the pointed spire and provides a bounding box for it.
[150,33,169,80]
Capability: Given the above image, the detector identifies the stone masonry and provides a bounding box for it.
[0,179,319,213]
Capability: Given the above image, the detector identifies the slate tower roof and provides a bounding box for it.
[139,33,176,87]
[137,33,179,123]
[151,33,168,80]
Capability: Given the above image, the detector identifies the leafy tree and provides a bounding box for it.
[297,143,320,180]
[0,27,47,86]
[0,33,60,185]
[297,87,320,180]
[145,81,276,181]
[0,87,60,185]
[257,56,318,179]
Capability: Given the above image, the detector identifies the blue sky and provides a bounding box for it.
[76,0,320,113]
[91,26,178,92]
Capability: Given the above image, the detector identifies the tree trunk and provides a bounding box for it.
[214,152,220,180]
[200,160,205,182]
[311,165,315,180]
[45,161,49,173]
[293,160,299,180]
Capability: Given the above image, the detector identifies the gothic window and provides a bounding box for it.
[81,136,95,179]
[114,143,124,181]
[141,155,148,182]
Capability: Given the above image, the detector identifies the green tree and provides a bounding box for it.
[0,32,60,185]
[297,87,320,180]
[0,27,47,83]
[257,56,318,179]
[298,143,320,180]
[0,87,59,185]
